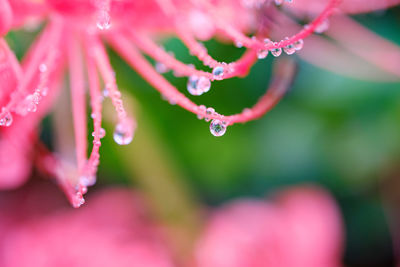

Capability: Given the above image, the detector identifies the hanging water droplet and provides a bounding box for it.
[294,39,304,51]
[99,128,106,138]
[0,108,13,127]
[72,191,85,208]
[210,119,227,137]
[97,9,111,30]
[197,105,207,119]
[257,49,268,59]
[283,38,296,55]
[314,19,329,34]
[113,121,134,145]
[212,66,224,80]
[274,0,283,5]
[270,47,282,57]
[39,63,47,73]
[41,87,49,96]
[187,76,211,96]
[205,107,215,122]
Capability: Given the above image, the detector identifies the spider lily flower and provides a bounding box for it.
[0,0,399,207]
[195,186,343,267]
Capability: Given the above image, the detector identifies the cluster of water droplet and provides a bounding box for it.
[256,37,304,59]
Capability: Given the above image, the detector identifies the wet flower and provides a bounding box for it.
[195,186,343,267]
[0,0,399,206]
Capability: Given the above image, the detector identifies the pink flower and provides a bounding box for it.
[195,186,343,267]
[0,0,399,207]
[0,180,175,267]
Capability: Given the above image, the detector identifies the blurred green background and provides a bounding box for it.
[6,6,400,267]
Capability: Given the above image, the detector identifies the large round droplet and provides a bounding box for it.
[187,75,211,96]
[113,121,134,145]
[212,66,224,80]
[0,108,13,127]
[210,119,227,137]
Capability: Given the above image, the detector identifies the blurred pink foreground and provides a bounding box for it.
[0,183,343,267]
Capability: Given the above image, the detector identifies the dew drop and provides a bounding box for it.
[187,76,211,96]
[80,175,97,187]
[72,192,85,208]
[270,47,282,57]
[97,10,111,30]
[294,39,304,51]
[155,62,169,73]
[0,108,13,127]
[235,41,243,48]
[314,19,329,34]
[113,121,134,145]
[283,38,296,55]
[99,128,106,138]
[212,66,224,80]
[210,119,227,137]
[274,0,283,5]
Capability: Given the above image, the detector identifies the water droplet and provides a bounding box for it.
[97,10,111,30]
[257,49,268,59]
[294,39,304,51]
[103,87,109,97]
[283,38,296,55]
[155,62,169,73]
[80,175,97,187]
[212,66,224,80]
[235,41,243,48]
[270,47,282,57]
[72,192,85,208]
[210,119,227,137]
[205,107,215,122]
[99,128,106,138]
[0,108,13,127]
[113,121,134,145]
[197,105,206,119]
[274,0,283,5]
[187,76,211,96]
[39,63,47,73]
[314,19,329,34]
